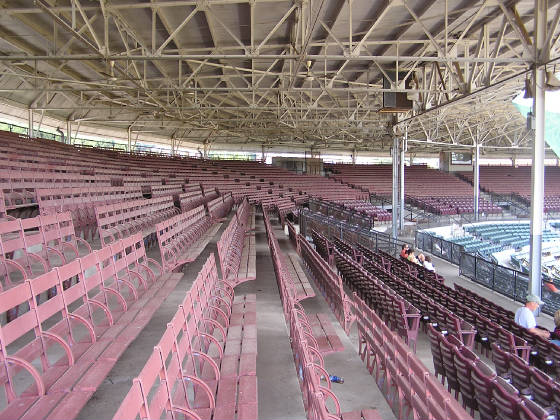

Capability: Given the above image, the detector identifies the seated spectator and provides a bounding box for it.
[400,244,409,259]
[550,309,560,346]
[417,253,425,267]
[423,255,435,272]
[544,281,559,293]
[514,294,550,339]
[407,248,419,264]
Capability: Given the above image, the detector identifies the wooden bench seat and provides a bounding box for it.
[310,313,345,355]
[217,199,256,287]
[341,409,381,419]
[113,254,257,420]
[0,233,182,420]
[156,205,221,272]
[287,254,315,302]
[207,192,234,221]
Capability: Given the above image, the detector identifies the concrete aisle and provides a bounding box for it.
[235,214,306,419]
[275,224,396,420]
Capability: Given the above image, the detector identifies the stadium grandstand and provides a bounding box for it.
[1,1,560,420]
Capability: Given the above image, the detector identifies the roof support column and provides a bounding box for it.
[529,0,547,306]
[127,126,132,153]
[28,109,34,138]
[399,133,405,230]
[392,135,399,240]
[67,120,72,145]
[474,140,480,221]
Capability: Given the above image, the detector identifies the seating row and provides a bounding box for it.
[0,169,113,210]
[177,183,208,212]
[0,130,373,213]
[156,205,222,272]
[329,236,478,349]
[364,247,535,363]
[217,199,256,287]
[429,325,555,420]
[334,249,422,352]
[262,210,366,419]
[0,212,91,301]
[352,293,472,420]
[298,233,355,334]
[113,253,258,420]
[37,186,144,240]
[207,192,234,220]
[0,233,182,419]
[95,195,178,247]
[332,199,391,222]
[149,184,183,197]
[453,283,560,374]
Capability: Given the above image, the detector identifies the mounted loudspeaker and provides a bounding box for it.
[379,72,413,113]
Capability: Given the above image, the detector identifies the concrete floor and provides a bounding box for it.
[77,210,546,420]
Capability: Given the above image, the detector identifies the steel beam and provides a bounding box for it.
[529,0,547,305]
[474,140,480,221]
[392,135,399,240]
[28,108,34,138]
[400,133,405,230]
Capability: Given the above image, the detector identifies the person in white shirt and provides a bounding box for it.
[423,255,435,272]
[514,294,550,339]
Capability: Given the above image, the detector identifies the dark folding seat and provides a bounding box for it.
[509,353,532,396]
[529,368,557,414]
[427,323,446,383]
[453,346,478,415]
[439,333,460,398]
[519,399,550,420]
[492,376,523,420]
[471,360,497,420]
[492,342,512,380]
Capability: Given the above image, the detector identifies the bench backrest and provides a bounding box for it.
[95,196,175,240]
[155,205,207,250]
[113,254,227,420]
[216,199,250,280]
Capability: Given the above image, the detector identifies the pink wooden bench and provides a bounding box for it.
[352,293,473,420]
[113,254,257,420]
[95,195,178,247]
[149,184,183,198]
[287,221,299,252]
[0,233,182,419]
[310,312,345,354]
[217,199,256,287]
[178,183,206,212]
[0,212,91,304]
[206,192,234,221]
[155,205,222,272]
[298,235,355,334]
[37,186,143,240]
[286,254,315,303]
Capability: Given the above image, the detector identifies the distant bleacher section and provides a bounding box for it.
[459,165,560,213]
[326,163,502,216]
[0,131,366,221]
[422,221,560,261]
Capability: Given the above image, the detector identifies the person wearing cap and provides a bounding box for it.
[514,294,550,339]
